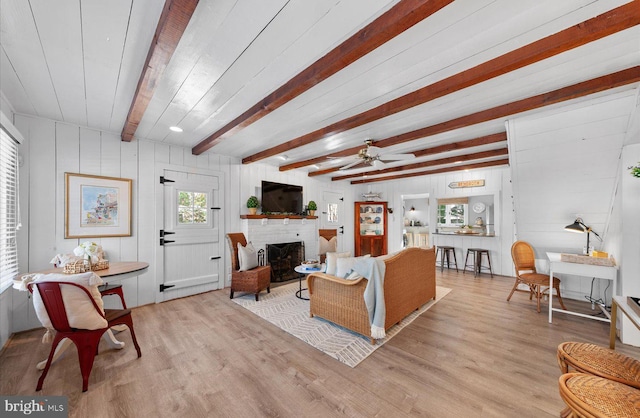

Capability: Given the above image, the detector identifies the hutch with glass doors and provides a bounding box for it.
[354,201,388,257]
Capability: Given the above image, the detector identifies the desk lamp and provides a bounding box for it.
[564,217,602,254]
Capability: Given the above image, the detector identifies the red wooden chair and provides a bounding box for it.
[29,281,141,392]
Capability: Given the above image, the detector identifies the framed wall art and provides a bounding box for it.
[65,173,132,238]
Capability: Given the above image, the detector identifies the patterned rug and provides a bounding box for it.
[231,281,451,368]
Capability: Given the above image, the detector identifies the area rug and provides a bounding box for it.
[231,282,451,368]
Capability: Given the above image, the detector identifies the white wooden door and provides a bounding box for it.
[156,167,224,302]
[321,191,344,250]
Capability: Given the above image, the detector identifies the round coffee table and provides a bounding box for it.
[293,264,325,300]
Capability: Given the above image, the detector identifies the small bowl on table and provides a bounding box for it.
[301,260,320,269]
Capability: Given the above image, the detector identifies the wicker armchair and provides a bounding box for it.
[226,233,271,301]
[507,240,566,313]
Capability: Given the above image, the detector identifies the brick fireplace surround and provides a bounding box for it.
[241,217,318,280]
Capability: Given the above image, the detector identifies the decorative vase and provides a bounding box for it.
[248,208,257,215]
[308,210,316,217]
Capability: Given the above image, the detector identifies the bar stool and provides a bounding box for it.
[463,248,493,277]
[435,246,458,272]
[558,373,640,417]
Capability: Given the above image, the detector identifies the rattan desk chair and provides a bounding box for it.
[508,240,566,313]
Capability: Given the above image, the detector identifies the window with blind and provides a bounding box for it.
[0,122,20,293]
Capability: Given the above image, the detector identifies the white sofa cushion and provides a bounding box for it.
[325,251,351,276]
[336,255,371,278]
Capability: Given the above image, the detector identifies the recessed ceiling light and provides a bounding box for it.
[454,160,463,164]
[169,126,183,132]
[278,155,289,161]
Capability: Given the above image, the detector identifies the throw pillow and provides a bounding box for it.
[237,242,259,271]
[31,272,108,331]
[325,251,351,276]
[336,254,371,278]
[319,236,337,255]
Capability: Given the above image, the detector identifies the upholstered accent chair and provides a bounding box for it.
[226,233,271,301]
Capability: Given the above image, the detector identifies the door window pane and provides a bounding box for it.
[178,191,208,224]
[327,203,338,223]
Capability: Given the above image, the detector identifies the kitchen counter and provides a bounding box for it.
[434,232,496,237]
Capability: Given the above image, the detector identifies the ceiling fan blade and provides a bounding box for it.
[372,159,386,169]
[379,153,415,162]
[340,159,365,170]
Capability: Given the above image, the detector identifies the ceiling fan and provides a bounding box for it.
[337,139,415,170]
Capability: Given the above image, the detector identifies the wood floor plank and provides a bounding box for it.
[1,270,638,417]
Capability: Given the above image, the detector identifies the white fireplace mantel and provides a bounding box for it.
[241,218,319,261]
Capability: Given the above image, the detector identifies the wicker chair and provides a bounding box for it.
[318,229,338,263]
[558,373,640,417]
[507,240,566,313]
[226,233,271,301]
[557,342,640,389]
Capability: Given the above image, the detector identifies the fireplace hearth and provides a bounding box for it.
[267,241,305,282]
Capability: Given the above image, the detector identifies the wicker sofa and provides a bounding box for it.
[307,246,436,344]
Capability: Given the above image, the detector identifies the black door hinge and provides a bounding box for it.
[160,238,175,246]
[159,230,175,238]
[159,284,175,292]
[160,176,175,184]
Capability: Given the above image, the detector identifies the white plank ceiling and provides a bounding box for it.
[1,0,638,180]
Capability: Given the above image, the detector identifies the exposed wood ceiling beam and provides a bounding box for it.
[349,159,510,184]
[296,66,640,180]
[121,0,199,142]
[305,132,507,176]
[245,1,640,164]
[191,0,454,155]
[331,148,509,181]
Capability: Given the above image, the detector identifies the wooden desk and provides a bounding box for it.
[547,252,617,324]
[609,296,640,349]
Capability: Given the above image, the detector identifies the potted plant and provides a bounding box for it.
[246,196,259,215]
[307,200,317,216]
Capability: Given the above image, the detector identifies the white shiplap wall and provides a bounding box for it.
[9,114,242,332]
[7,115,349,334]
[507,89,638,303]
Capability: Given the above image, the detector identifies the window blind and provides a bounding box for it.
[0,125,20,293]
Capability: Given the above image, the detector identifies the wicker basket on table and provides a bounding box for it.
[63,259,109,274]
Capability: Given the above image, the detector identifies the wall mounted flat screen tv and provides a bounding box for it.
[261,181,303,214]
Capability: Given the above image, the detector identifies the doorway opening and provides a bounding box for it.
[401,193,430,249]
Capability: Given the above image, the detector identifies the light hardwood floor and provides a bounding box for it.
[1,269,639,418]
